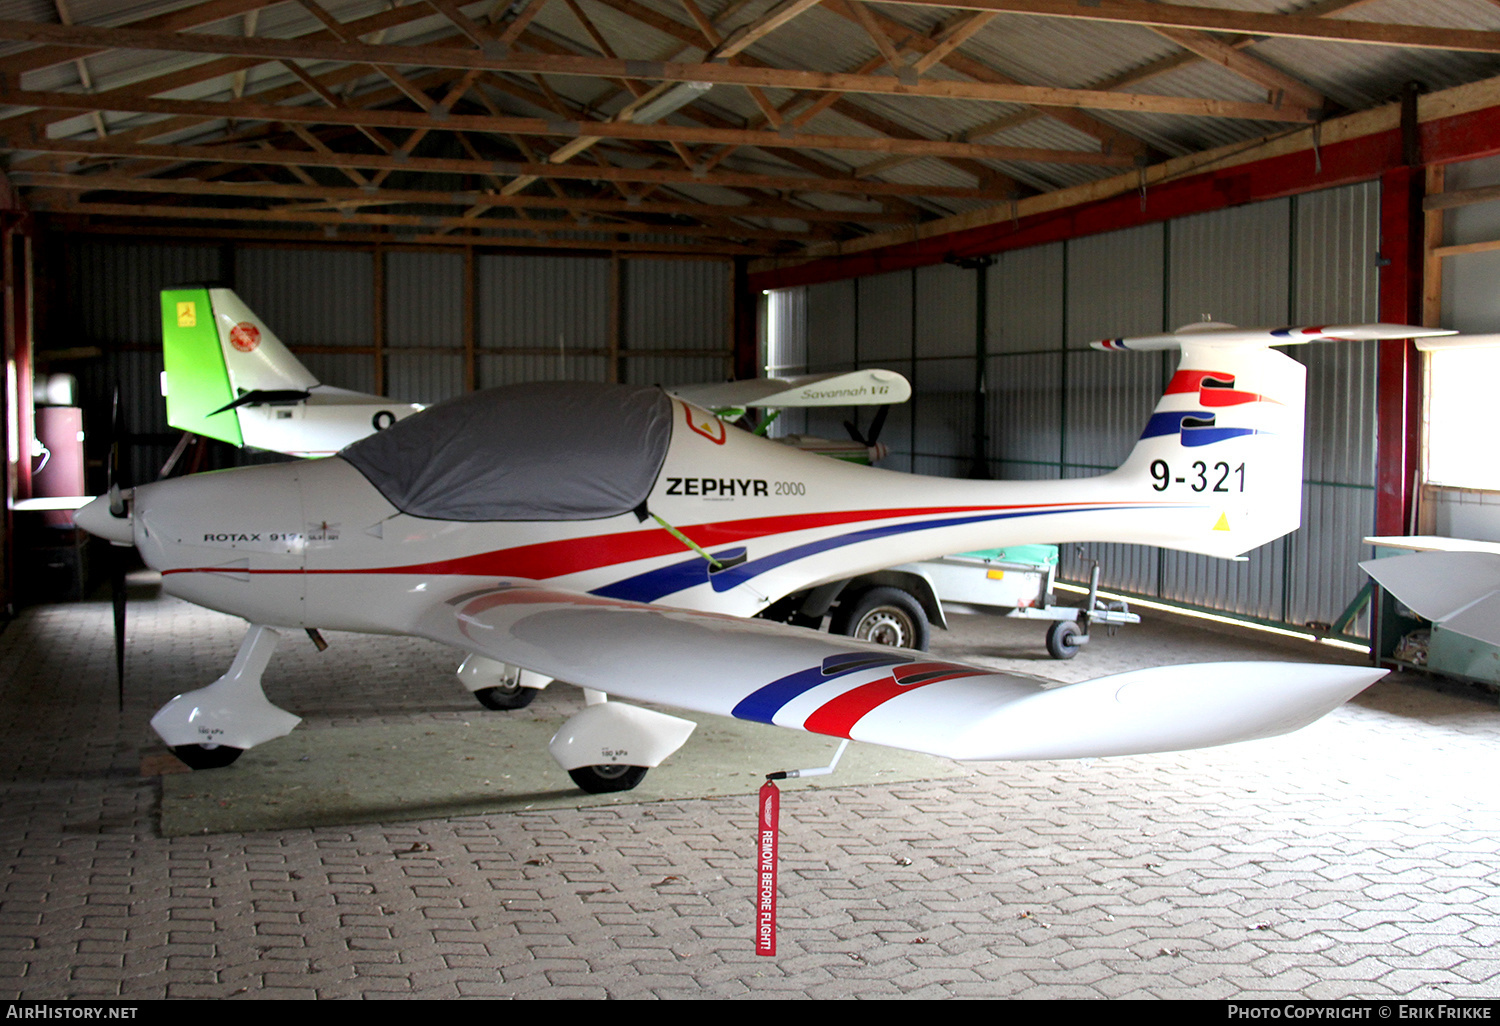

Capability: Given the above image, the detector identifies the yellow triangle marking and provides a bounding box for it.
[1213,512,1231,532]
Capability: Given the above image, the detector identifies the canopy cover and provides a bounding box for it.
[341,382,673,521]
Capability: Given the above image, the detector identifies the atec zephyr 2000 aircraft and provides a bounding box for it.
[77,320,1446,792]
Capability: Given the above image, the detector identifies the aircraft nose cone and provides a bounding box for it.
[75,494,134,545]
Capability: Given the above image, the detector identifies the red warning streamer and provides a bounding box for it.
[756,779,779,956]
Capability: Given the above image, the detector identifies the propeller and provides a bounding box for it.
[843,405,890,462]
[107,385,127,711]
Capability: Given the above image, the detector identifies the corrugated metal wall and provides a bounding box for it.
[772,182,1384,637]
[1289,182,1381,633]
[52,238,732,482]
[1062,227,1165,597]
[478,252,610,389]
[621,258,731,389]
[65,240,226,485]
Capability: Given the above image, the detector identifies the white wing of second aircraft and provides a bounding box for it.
[418,581,1383,762]
[669,369,911,411]
[1093,323,1458,351]
[1361,550,1500,648]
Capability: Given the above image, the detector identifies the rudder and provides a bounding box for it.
[161,287,241,447]
[1106,339,1306,559]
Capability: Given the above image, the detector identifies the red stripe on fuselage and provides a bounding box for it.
[159,499,1165,579]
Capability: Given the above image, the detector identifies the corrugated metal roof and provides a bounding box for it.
[3,0,1499,256]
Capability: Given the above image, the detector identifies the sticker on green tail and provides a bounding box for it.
[161,288,242,447]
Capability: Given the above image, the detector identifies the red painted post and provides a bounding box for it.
[1374,164,1424,538]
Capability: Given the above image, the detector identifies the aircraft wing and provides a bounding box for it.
[1414,333,1500,352]
[417,582,1383,762]
[669,370,910,411]
[1361,550,1500,648]
[1093,323,1457,351]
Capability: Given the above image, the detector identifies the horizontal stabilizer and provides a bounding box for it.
[422,582,1382,763]
[671,369,910,410]
[209,389,313,415]
[1361,550,1500,648]
[1093,323,1456,352]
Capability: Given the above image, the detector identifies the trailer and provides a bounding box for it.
[904,546,1141,659]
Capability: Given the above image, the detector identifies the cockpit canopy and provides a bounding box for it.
[341,382,673,521]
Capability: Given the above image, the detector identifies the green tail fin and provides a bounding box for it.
[160,288,242,447]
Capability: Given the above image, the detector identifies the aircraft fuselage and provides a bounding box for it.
[127,397,1220,636]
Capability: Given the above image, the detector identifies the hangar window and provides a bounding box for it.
[761,288,807,437]
[1424,347,1500,490]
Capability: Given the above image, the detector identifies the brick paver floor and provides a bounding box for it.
[2,576,1497,999]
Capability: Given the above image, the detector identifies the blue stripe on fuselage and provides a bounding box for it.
[590,504,1156,604]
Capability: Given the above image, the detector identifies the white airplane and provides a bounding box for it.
[161,286,424,458]
[159,284,907,463]
[74,319,1451,792]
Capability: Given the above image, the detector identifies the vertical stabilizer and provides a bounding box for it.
[1105,340,1305,559]
[202,288,319,396]
[161,288,321,448]
[161,287,240,446]
[1093,322,1452,559]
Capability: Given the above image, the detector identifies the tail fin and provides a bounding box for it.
[1095,323,1453,560]
[160,287,319,446]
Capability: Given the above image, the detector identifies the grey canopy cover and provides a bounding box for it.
[341,382,673,521]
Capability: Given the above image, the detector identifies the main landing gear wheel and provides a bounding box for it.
[171,744,245,770]
[1045,621,1081,660]
[568,764,649,794]
[474,682,536,710]
[831,586,930,651]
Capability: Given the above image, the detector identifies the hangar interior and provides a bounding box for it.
[1,0,1500,1001]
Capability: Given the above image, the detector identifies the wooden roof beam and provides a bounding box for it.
[474,50,935,221]
[1147,26,1325,112]
[0,0,281,79]
[495,0,555,47]
[821,0,1149,158]
[55,218,761,255]
[9,170,915,223]
[294,0,438,112]
[2,87,1141,167]
[909,12,995,76]
[0,19,1322,120]
[706,0,826,61]
[676,0,785,128]
[22,196,815,244]
[6,134,1009,199]
[859,0,1500,54]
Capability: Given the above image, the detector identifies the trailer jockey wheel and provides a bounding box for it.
[1045,621,1081,660]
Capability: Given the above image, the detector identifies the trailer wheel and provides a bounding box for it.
[831,586,929,651]
[1045,620,1080,660]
